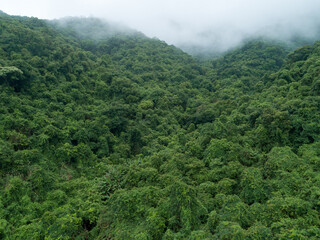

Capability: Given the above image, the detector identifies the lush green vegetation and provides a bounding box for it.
[0,12,320,239]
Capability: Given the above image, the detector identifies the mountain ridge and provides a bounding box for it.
[0,11,319,239]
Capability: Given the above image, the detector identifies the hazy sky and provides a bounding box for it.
[2,0,320,52]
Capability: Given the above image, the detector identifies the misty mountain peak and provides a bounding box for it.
[49,16,139,42]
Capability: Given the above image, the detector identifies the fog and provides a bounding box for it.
[2,0,320,54]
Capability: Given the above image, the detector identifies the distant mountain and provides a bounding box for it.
[0,10,8,16]
[49,17,139,41]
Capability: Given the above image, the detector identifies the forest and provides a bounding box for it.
[0,11,320,239]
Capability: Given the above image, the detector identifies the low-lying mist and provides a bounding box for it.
[2,0,320,56]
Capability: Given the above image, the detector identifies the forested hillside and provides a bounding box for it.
[0,12,320,239]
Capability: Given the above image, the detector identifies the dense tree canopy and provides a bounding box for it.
[0,12,320,239]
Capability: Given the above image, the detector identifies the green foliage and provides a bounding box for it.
[0,66,23,89]
[1,12,320,239]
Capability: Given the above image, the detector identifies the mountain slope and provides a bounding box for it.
[0,13,320,239]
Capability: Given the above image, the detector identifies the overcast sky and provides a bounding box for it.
[2,0,320,52]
